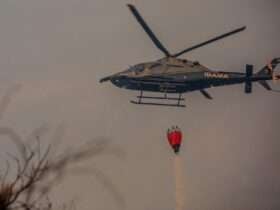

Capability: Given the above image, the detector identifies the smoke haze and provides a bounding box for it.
[0,0,279,209]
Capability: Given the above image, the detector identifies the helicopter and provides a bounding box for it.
[100,4,280,107]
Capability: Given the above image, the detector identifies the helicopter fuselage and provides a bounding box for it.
[101,57,272,93]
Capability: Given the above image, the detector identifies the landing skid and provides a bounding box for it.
[130,91,186,107]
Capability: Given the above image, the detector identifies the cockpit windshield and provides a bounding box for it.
[129,64,145,74]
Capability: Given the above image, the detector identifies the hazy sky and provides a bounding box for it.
[0,0,280,210]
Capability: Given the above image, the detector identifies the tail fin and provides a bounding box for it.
[258,80,272,90]
[257,58,280,79]
[256,58,280,90]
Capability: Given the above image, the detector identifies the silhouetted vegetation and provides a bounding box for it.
[0,86,125,210]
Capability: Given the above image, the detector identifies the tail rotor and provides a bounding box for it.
[245,58,280,93]
[257,58,280,83]
[255,58,280,91]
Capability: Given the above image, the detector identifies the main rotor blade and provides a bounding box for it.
[173,26,246,57]
[127,4,171,57]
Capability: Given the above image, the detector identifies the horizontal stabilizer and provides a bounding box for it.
[245,64,253,94]
[245,82,252,93]
[200,89,213,99]
[258,81,272,91]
